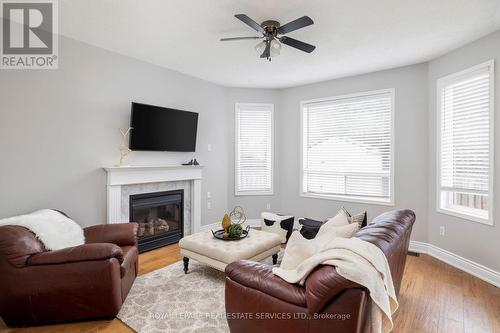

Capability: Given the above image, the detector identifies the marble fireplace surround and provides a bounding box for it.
[104,166,203,234]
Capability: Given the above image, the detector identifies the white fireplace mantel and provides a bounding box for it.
[103,165,203,233]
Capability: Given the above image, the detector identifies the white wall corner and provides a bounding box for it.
[409,241,500,288]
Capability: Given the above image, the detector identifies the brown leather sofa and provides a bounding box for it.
[0,211,139,327]
[225,209,415,333]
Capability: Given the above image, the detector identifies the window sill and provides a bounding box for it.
[437,207,493,226]
[300,192,394,206]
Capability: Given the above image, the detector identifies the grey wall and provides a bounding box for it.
[276,64,429,243]
[0,36,229,227]
[427,30,500,271]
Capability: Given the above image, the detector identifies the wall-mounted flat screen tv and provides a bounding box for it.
[129,102,198,152]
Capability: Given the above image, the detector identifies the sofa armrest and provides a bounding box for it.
[305,265,364,313]
[225,260,307,307]
[27,243,123,265]
[84,223,138,246]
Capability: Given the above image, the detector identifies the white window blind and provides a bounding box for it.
[301,89,394,204]
[438,61,494,224]
[235,103,274,195]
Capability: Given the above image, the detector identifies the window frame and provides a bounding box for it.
[436,60,495,225]
[299,88,395,206]
[234,102,275,196]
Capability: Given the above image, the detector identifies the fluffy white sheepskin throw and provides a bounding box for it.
[0,209,85,250]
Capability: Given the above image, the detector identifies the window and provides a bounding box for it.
[301,89,394,204]
[235,103,274,195]
[437,61,494,224]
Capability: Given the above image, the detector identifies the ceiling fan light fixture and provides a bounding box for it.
[270,39,281,57]
[254,40,266,54]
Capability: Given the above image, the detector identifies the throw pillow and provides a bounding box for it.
[297,218,323,239]
[316,220,360,239]
[280,230,338,270]
[341,207,367,228]
[324,210,350,226]
[261,212,295,243]
[279,231,315,270]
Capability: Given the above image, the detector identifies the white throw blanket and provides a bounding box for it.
[0,209,85,250]
[273,233,398,333]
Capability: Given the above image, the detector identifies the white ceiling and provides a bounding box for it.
[60,0,500,88]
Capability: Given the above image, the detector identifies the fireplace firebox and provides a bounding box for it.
[129,189,184,253]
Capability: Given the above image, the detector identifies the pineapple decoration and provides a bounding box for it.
[221,214,231,238]
[220,206,246,238]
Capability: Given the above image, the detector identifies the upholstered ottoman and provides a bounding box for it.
[179,229,282,273]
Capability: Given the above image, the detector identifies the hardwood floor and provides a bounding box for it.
[392,254,499,333]
[0,245,498,333]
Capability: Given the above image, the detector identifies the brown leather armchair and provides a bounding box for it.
[225,209,416,333]
[0,212,139,327]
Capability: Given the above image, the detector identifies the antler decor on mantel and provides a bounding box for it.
[117,127,132,167]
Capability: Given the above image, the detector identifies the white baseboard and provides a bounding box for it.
[409,241,500,288]
[408,241,430,254]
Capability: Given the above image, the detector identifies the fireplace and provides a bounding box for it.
[129,189,184,253]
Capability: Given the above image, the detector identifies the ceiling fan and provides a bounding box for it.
[220,14,316,61]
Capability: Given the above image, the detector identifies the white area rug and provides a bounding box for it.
[118,254,280,333]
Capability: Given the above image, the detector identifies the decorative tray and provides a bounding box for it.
[211,225,250,241]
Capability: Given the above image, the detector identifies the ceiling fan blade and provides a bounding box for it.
[235,14,265,33]
[220,36,262,41]
[280,36,316,53]
[277,16,314,35]
[260,41,271,59]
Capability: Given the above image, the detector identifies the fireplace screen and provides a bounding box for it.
[129,189,183,253]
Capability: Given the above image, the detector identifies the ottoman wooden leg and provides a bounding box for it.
[183,257,189,274]
[272,254,278,265]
